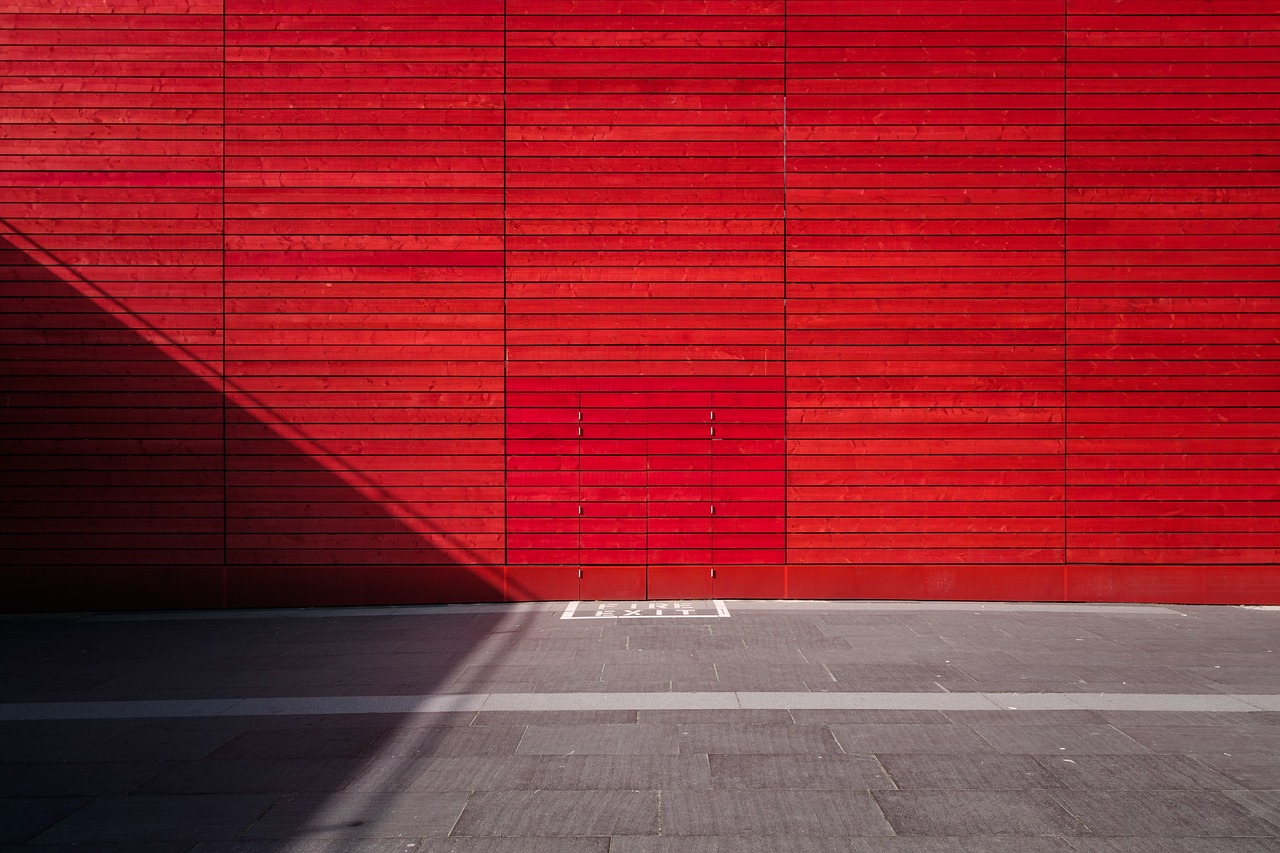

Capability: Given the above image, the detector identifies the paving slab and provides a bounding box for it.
[421,840,609,853]
[515,723,680,755]
[526,754,712,790]
[878,753,1066,790]
[33,795,276,844]
[1191,751,1280,788]
[661,790,894,836]
[612,839,860,853]
[848,840,1080,853]
[190,842,424,853]
[1035,754,1239,791]
[709,753,894,790]
[451,790,658,837]
[136,758,356,794]
[830,723,994,754]
[1065,839,1280,853]
[241,791,468,840]
[873,790,1090,836]
[0,798,89,844]
[0,601,1277,850]
[969,723,1152,755]
[675,722,841,754]
[1050,790,1280,837]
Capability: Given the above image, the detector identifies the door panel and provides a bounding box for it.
[580,396,647,566]
[506,391,580,566]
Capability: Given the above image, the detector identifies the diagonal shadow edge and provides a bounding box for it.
[0,221,527,611]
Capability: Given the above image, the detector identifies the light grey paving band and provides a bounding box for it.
[3,691,1276,720]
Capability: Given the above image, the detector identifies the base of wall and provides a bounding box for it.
[9,563,1280,612]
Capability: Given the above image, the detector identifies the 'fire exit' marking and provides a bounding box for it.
[561,600,730,619]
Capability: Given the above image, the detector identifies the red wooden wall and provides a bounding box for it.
[2,0,1277,610]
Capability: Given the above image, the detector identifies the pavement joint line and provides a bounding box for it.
[2,692,1277,720]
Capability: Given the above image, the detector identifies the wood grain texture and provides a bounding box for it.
[2,0,1276,608]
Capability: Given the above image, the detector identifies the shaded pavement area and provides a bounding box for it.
[1,599,1278,851]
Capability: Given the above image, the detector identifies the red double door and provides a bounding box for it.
[507,384,784,600]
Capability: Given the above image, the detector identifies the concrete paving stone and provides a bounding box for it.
[1050,790,1280,837]
[879,753,1066,790]
[394,712,479,727]
[0,840,192,845]
[526,680,667,693]
[394,756,539,792]
[1191,666,1280,690]
[713,663,834,682]
[1100,710,1279,727]
[1191,752,1280,788]
[603,663,718,682]
[208,725,387,760]
[516,723,680,755]
[718,675,826,691]
[454,664,604,686]
[336,666,464,688]
[0,724,236,763]
[826,664,977,690]
[970,723,1151,755]
[0,797,89,844]
[789,709,950,725]
[709,753,894,790]
[191,841,425,853]
[136,758,356,794]
[421,839,609,853]
[611,838,860,853]
[0,760,164,796]
[847,841,969,853]
[241,791,468,839]
[33,794,277,844]
[471,709,637,726]
[1036,754,1239,791]
[676,723,840,755]
[945,710,1108,726]
[1225,789,1280,829]
[661,790,894,836]
[874,790,1090,836]
[450,790,659,837]
[1066,839,1280,853]
[694,649,813,665]
[848,839,1080,853]
[372,725,527,758]
[527,754,713,790]
[809,648,936,665]
[830,724,994,755]
[1113,726,1280,755]
[670,679,737,692]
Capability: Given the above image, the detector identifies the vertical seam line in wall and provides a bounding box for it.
[782,0,788,572]
[502,0,509,574]
[221,0,228,606]
[1063,1,1070,586]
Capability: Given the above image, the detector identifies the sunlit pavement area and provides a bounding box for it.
[1,600,1278,852]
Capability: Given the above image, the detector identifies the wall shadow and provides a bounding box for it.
[0,228,539,849]
[0,229,507,611]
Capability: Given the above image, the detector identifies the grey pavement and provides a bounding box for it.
[0,600,1277,850]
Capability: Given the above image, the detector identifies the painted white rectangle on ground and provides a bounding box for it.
[561,600,730,619]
